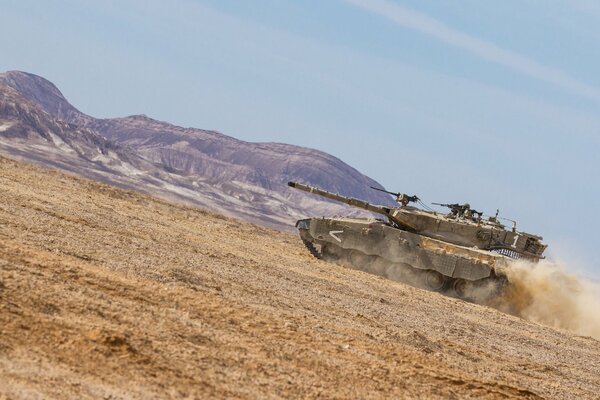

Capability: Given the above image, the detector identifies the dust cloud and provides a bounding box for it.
[332,254,426,290]
[498,260,600,339]
[334,250,600,339]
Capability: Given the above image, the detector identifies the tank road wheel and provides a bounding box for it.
[492,273,509,295]
[423,270,447,292]
[453,279,474,299]
[321,244,342,262]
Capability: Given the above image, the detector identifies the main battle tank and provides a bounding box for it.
[288,181,547,299]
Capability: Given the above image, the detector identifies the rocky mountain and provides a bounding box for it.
[0,71,393,229]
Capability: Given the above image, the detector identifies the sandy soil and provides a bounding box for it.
[1,156,599,399]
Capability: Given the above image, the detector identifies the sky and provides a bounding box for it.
[1,0,599,278]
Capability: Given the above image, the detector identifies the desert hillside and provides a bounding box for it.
[1,156,599,399]
[0,71,393,231]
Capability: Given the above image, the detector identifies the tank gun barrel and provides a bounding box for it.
[288,182,391,216]
[288,182,417,231]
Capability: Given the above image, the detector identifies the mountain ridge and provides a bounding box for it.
[0,70,394,229]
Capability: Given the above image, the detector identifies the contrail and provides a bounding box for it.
[345,0,600,103]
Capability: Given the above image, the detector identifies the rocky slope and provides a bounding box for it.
[0,71,393,230]
[1,155,599,399]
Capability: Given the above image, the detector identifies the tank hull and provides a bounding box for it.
[297,217,509,299]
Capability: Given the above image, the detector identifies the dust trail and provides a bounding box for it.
[498,260,600,339]
[333,250,600,339]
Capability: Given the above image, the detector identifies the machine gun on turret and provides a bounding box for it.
[432,202,483,220]
[370,186,419,206]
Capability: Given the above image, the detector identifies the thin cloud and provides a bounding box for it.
[345,0,600,103]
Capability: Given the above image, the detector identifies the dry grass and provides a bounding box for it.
[1,155,599,399]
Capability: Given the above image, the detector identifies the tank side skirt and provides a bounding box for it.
[305,218,494,281]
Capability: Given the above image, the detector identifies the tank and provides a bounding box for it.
[288,181,547,300]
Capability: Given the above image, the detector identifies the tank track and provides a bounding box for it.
[302,239,323,259]
[304,241,507,302]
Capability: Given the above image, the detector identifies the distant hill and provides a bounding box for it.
[0,71,394,229]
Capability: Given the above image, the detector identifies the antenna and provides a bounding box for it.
[498,217,517,232]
